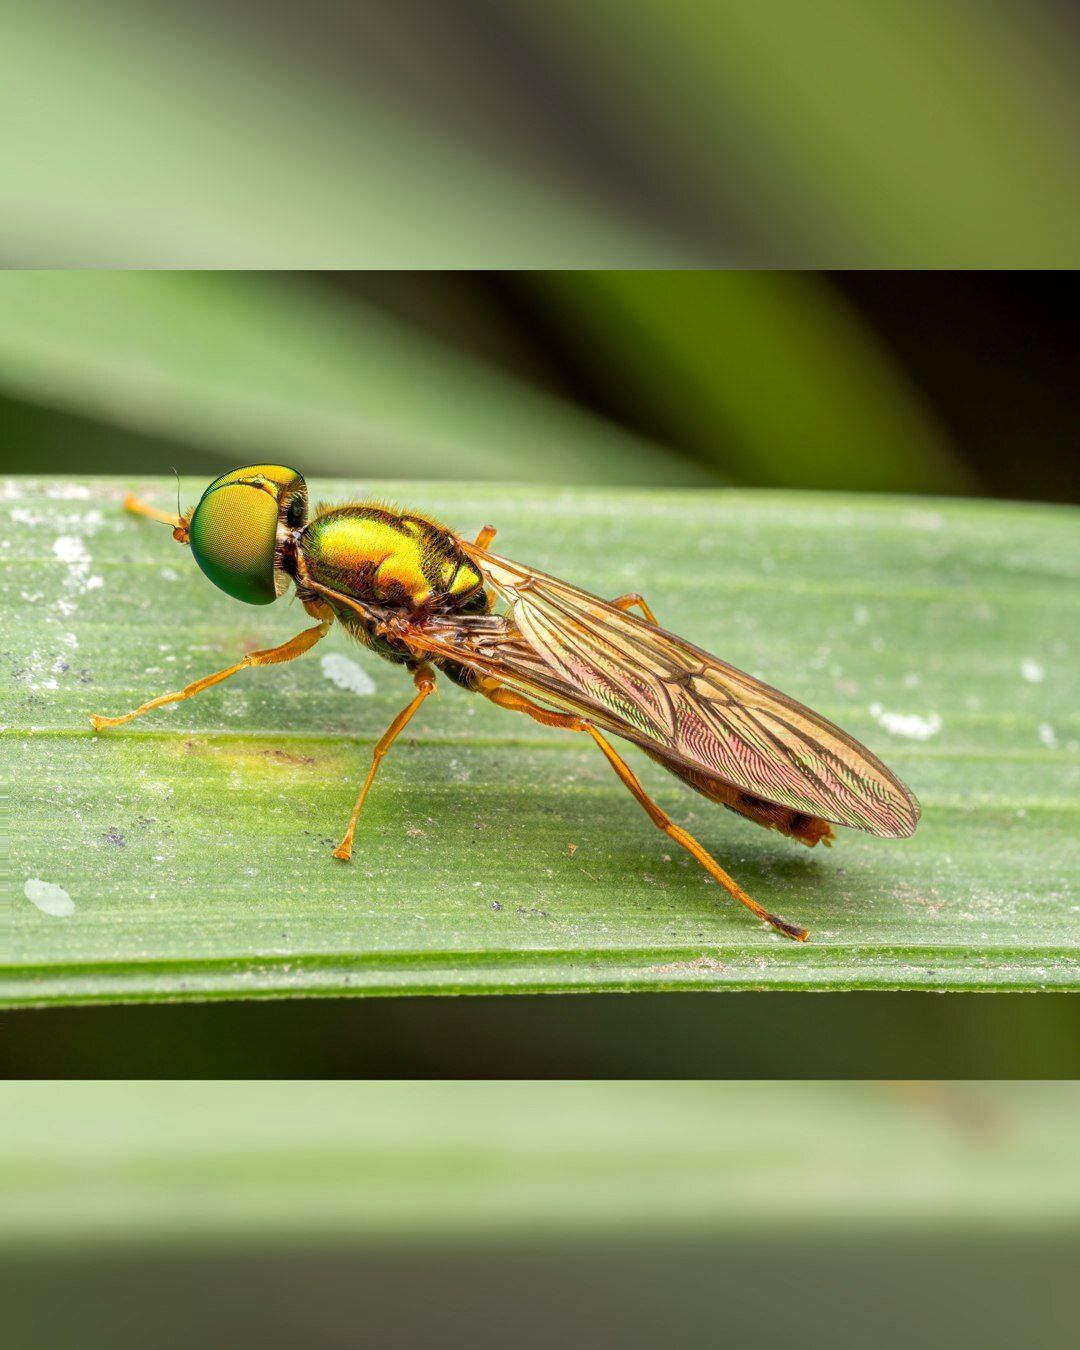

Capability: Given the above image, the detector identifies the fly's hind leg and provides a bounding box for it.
[582,731,809,941]
[89,618,331,730]
[480,680,809,941]
[333,665,438,862]
[609,593,660,625]
[472,525,497,550]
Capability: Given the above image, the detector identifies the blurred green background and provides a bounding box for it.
[1,269,1077,1074]
[2,1082,1078,1347]
[0,270,1076,502]
[3,1,1080,265]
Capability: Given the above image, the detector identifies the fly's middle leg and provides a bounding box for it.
[333,664,438,863]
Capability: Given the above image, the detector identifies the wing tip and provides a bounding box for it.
[876,787,922,839]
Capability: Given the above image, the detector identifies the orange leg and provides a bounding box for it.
[609,592,659,625]
[472,525,497,550]
[123,493,192,544]
[89,620,331,730]
[333,665,438,862]
[481,681,809,941]
[124,493,183,528]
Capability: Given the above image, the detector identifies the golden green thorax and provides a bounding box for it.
[297,503,486,612]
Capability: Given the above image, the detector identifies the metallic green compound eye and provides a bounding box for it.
[188,464,307,605]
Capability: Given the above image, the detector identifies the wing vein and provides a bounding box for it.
[448,546,919,837]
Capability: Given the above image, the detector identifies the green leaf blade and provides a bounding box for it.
[3,478,1078,1002]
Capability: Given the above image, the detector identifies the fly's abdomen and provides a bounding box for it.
[300,505,486,611]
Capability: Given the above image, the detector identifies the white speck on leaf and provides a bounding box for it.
[869,703,942,740]
[1020,659,1045,683]
[320,654,376,695]
[448,756,472,783]
[1038,723,1058,748]
[53,535,89,566]
[52,533,103,595]
[24,879,75,917]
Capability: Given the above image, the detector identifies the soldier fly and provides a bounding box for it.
[91,466,920,940]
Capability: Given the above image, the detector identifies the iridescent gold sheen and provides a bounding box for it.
[300,505,483,612]
[188,464,305,605]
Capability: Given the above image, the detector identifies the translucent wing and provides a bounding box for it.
[438,547,920,838]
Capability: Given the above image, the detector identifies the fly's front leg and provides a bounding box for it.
[123,494,183,530]
[479,679,809,941]
[89,619,331,730]
[609,593,660,625]
[333,665,438,862]
[472,525,497,550]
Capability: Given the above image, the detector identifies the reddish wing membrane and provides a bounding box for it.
[425,546,920,839]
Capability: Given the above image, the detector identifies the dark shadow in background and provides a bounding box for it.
[4,993,1079,1078]
[3,273,1077,503]
[831,272,1079,505]
[327,270,1080,505]
[3,1239,1076,1350]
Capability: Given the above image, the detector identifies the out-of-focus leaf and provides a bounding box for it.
[3,477,1077,1003]
[523,271,975,492]
[0,2,691,266]
[0,272,702,485]
[551,0,1080,265]
[2,1082,1079,1243]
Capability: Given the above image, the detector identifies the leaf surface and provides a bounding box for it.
[3,478,1077,1002]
